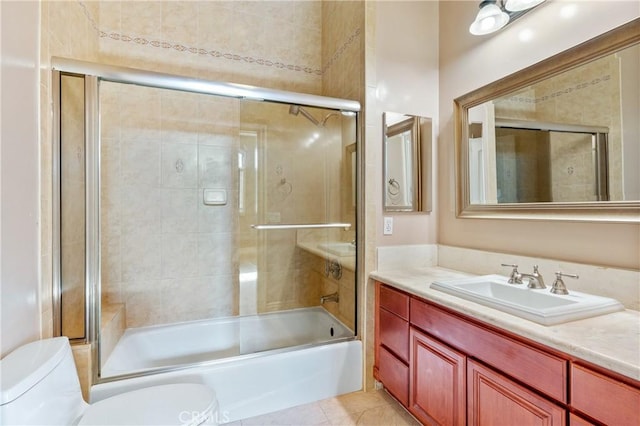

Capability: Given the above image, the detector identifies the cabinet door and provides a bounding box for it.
[468,359,566,426]
[409,328,466,426]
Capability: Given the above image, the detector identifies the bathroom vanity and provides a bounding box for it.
[372,268,640,426]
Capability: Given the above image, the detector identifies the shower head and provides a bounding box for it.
[288,105,320,126]
[320,112,340,127]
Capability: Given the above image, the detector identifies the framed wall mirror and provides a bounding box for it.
[383,112,432,212]
[455,18,640,222]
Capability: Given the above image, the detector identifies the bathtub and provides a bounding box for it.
[92,307,362,422]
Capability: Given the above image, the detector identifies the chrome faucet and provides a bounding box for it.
[320,292,339,304]
[520,265,546,289]
[501,263,523,284]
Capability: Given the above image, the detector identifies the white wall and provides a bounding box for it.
[438,1,640,269]
[371,1,439,247]
[1,1,41,356]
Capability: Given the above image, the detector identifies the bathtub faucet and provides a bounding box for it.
[320,292,339,304]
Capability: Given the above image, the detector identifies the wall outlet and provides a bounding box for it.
[383,216,393,235]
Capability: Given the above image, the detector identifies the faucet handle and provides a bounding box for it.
[501,263,523,284]
[551,271,579,295]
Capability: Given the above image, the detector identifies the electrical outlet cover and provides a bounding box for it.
[383,217,393,235]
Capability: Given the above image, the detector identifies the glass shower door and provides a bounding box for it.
[239,101,358,330]
[54,62,358,380]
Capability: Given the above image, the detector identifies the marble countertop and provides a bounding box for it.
[371,266,640,382]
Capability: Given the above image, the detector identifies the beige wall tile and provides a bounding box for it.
[71,344,92,402]
[100,303,125,362]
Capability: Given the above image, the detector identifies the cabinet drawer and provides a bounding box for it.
[571,363,640,426]
[378,346,409,406]
[411,298,567,403]
[380,285,409,320]
[379,307,409,362]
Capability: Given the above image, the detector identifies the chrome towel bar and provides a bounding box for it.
[251,223,351,230]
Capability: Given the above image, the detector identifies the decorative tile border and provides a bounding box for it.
[322,28,361,74]
[501,74,612,104]
[77,0,360,76]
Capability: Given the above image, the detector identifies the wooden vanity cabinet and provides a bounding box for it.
[375,282,640,426]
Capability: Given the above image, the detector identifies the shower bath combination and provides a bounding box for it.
[52,57,361,423]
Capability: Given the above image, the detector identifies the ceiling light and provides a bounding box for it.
[470,0,546,36]
[504,0,545,12]
[469,1,510,36]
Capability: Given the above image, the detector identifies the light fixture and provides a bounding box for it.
[504,0,545,12]
[469,0,546,36]
[469,1,510,36]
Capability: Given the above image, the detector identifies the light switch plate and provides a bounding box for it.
[383,217,393,235]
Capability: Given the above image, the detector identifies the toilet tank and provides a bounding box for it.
[0,337,88,425]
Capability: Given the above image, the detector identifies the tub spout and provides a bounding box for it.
[320,292,339,304]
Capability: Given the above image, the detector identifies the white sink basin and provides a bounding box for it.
[430,274,625,326]
[318,242,356,257]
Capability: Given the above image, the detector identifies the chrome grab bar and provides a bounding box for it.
[251,223,351,230]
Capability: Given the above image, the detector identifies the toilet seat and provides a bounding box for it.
[78,384,217,426]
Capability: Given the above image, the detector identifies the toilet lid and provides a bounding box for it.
[78,384,217,426]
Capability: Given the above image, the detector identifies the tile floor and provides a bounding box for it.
[227,389,420,426]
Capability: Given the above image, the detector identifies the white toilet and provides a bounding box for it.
[0,337,218,425]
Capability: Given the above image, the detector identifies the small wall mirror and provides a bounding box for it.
[455,19,640,222]
[383,112,432,212]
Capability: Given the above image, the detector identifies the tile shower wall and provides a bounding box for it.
[320,0,364,327]
[322,0,364,239]
[100,82,240,327]
[96,1,323,93]
[298,248,356,332]
[42,1,364,331]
